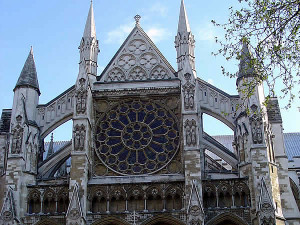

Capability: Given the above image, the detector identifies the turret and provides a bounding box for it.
[12,47,40,124]
[175,0,195,74]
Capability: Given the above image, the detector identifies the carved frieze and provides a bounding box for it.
[184,119,197,146]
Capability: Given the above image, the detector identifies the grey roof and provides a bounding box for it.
[284,133,300,160]
[14,47,40,94]
[43,140,71,160]
[0,109,12,133]
[213,133,300,161]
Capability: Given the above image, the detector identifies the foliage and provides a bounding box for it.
[212,0,300,108]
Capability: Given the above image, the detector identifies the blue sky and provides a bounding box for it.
[0,0,298,141]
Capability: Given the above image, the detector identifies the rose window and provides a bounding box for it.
[95,99,180,175]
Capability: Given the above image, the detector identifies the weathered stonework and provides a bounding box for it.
[0,1,299,225]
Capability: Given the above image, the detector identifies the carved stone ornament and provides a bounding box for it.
[184,119,197,146]
[11,121,23,154]
[250,114,263,144]
[258,178,275,225]
[1,188,15,222]
[66,183,83,223]
[189,205,201,216]
[75,78,87,114]
[182,73,195,110]
[73,124,86,151]
[69,209,80,220]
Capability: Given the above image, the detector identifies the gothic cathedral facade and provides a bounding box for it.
[1,1,300,225]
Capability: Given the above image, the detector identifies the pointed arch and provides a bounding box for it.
[206,212,248,225]
[140,215,185,225]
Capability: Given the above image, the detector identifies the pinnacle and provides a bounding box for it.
[238,41,255,78]
[178,0,191,33]
[14,47,40,94]
[83,1,96,38]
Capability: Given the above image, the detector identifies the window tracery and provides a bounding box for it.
[95,99,180,175]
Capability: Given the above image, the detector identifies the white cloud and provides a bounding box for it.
[146,27,170,43]
[207,78,214,85]
[197,23,218,41]
[150,2,168,17]
[105,22,134,44]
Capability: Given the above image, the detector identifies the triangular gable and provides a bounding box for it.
[98,25,176,82]
[0,187,17,223]
[66,183,83,221]
[187,180,204,215]
[258,178,275,211]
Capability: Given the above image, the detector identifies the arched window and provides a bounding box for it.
[28,191,41,214]
[147,195,163,211]
[43,190,56,213]
[92,197,107,213]
[128,195,144,211]
[110,196,125,212]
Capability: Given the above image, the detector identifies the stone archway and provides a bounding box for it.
[141,215,185,225]
[91,216,131,225]
[206,213,248,225]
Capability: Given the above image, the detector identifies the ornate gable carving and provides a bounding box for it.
[99,27,176,82]
[66,183,83,224]
[258,178,275,225]
[187,180,204,225]
[0,187,17,224]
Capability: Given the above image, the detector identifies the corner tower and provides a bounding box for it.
[3,47,41,221]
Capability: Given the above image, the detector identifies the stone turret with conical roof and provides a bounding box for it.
[11,47,40,125]
[4,47,41,219]
[175,0,195,74]
[14,47,40,95]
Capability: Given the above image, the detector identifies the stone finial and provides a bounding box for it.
[134,15,141,25]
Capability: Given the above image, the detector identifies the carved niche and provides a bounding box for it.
[11,115,23,154]
[184,119,197,146]
[73,124,86,151]
[75,78,87,114]
[250,114,263,144]
[182,73,195,110]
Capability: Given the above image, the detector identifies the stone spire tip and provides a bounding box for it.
[83,0,96,38]
[178,0,191,33]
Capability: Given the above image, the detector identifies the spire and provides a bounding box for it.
[83,1,96,38]
[46,133,54,158]
[14,47,40,95]
[178,0,191,33]
[238,41,255,78]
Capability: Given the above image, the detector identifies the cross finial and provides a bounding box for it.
[134,15,141,25]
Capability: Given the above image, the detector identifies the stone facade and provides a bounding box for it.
[0,1,300,225]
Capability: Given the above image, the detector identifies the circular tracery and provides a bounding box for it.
[95,99,180,175]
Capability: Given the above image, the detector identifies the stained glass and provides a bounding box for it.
[95,99,179,175]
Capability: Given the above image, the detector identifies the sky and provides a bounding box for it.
[0,0,299,142]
